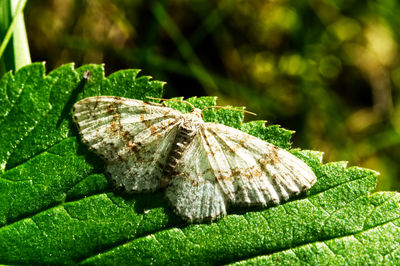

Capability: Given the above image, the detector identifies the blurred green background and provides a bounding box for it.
[22,0,400,191]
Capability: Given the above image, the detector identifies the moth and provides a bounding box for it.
[73,96,317,222]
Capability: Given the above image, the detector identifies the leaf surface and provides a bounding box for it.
[0,63,399,265]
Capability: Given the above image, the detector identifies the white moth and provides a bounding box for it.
[73,96,316,222]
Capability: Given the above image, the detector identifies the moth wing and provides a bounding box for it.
[165,133,227,222]
[201,123,316,206]
[73,96,183,192]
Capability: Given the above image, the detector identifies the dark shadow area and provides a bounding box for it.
[56,70,90,128]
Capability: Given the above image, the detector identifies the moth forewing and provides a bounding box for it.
[73,96,183,192]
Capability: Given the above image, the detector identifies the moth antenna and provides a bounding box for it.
[201,105,257,116]
[146,96,196,110]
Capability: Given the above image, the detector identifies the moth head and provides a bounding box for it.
[190,108,204,119]
[146,96,199,114]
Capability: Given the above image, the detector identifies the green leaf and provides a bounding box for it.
[1,63,400,265]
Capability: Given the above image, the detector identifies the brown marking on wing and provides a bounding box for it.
[108,121,118,134]
[150,126,157,135]
[120,131,129,138]
[177,171,207,187]
[140,113,151,128]
[128,143,139,154]
[269,145,281,164]
[232,144,242,153]
[112,112,119,120]
[260,145,281,165]
[258,158,267,167]
[213,169,234,182]
[231,166,262,180]
[219,139,242,153]
[126,139,140,148]
[92,98,100,111]
[106,104,115,114]
[106,112,121,134]
[248,166,263,178]
[121,130,134,142]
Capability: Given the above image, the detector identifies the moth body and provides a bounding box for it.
[162,110,202,187]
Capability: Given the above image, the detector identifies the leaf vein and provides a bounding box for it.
[362,194,398,230]
[228,215,400,265]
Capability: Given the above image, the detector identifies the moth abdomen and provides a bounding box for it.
[162,123,198,183]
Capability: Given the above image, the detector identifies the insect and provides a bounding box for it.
[73,96,317,222]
